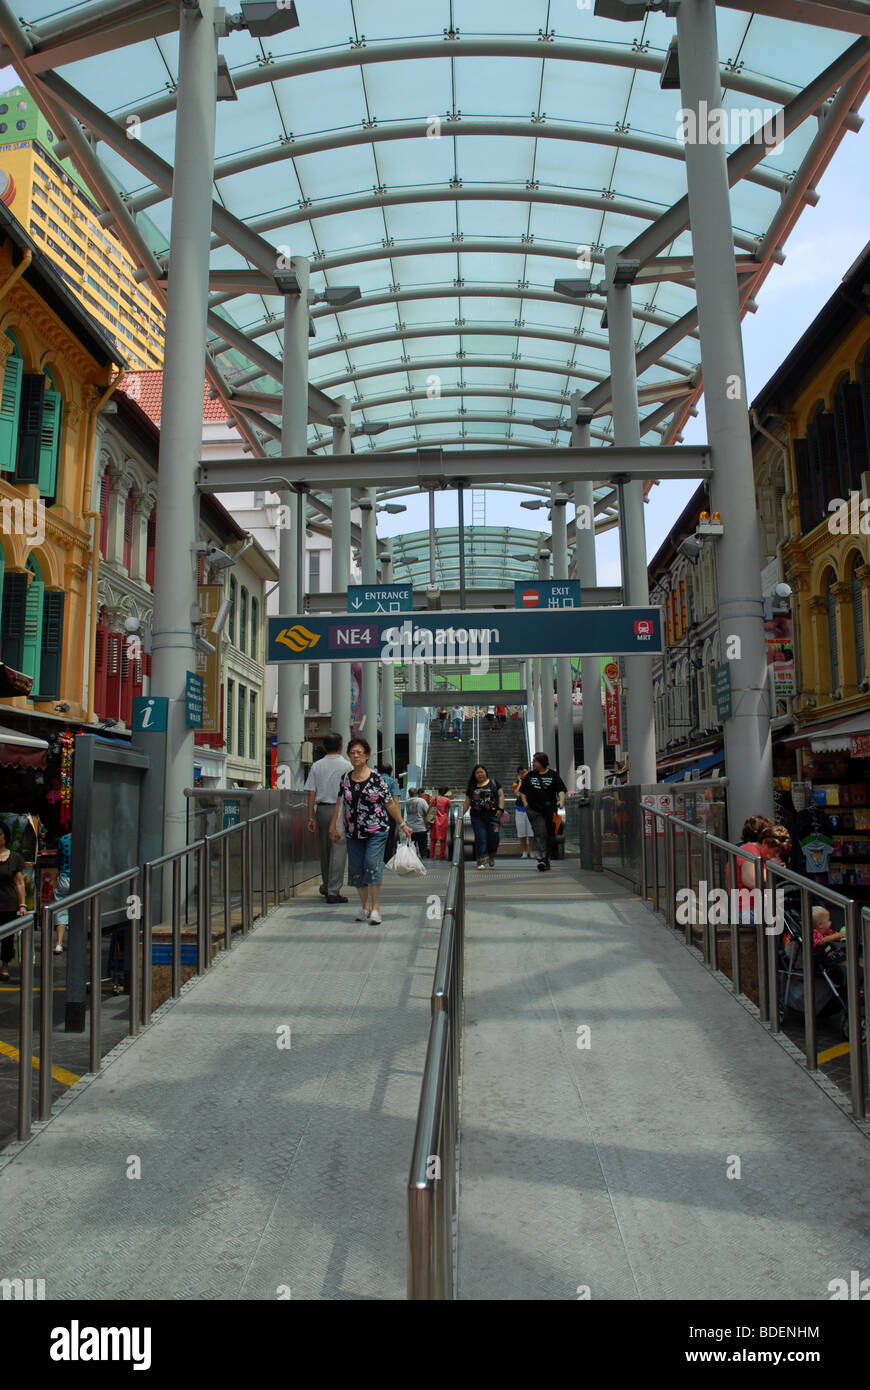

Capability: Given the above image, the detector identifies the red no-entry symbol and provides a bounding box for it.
[522,589,540,607]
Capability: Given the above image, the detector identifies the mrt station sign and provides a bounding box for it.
[267,607,662,663]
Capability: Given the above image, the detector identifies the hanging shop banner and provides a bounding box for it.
[196,585,222,732]
[679,580,687,639]
[267,607,663,664]
[764,613,796,696]
[715,663,732,722]
[603,659,621,745]
[850,734,870,758]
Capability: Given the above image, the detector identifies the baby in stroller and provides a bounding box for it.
[778,892,864,1040]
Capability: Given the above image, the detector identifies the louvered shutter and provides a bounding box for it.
[94,619,107,717]
[793,438,815,533]
[37,590,65,698]
[106,632,121,721]
[120,637,132,724]
[844,382,868,491]
[22,571,44,681]
[99,474,110,557]
[0,353,22,472]
[123,494,133,570]
[0,571,27,670]
[145,511,156,588]
[16,373,45,482]
[37,389,62,504]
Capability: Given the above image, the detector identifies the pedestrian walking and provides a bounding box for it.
[513,765,532,858]
[53,832,72,952]
[329,738,411,925]
[437,705,448,739]
[305,732,352,902]
[463,764,505,870]
[485,705,496,730]
[495,704,507,728]
[405,788,431,860]
[428,785,452,861]
[519,752,567,872]
[0,821,27,980]
[378,762,402,865]
[450,704,464,741]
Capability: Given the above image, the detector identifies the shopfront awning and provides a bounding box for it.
[658,748,725,783]
[781,710,870,753]
[0,724,49,770]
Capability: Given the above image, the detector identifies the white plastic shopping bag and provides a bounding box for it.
[387,841,427,876]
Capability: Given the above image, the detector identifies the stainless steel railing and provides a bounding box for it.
[408,803,465,1299]
[8,805,303,1145]
[643,804,868,1120]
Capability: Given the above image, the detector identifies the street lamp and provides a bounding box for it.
[531,417,569,431]
[311,286,362,307]
[353,421,390,437]
[232,2,300,37]
[377,503,407,515]
[520,499,547,511]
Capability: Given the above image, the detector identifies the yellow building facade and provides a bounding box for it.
[0,209,117,727]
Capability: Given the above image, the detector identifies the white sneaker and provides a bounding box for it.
[521,852,529,859]
[368,910,382,925]
[355,908,370,922]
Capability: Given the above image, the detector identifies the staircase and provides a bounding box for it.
[422,717,529,795]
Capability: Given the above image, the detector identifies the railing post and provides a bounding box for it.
[702,834,713,967]
[17,918,33,1141]
[273,812,280,907]
[665,818,675,927]
[142,863,153,1026]
[223,834,231,950]
[89,894,101,1075]
[754,850,769,1019]
[128,870,140,1037]
[845,900,864,1117]
[197,838,210,974]
[40,905,54,1122]
[260,818,267,919]
[242,820,251,934]
[171,858,182,998]
[683,828,693,947]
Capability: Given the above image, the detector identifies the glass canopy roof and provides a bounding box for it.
[3,0,867,553]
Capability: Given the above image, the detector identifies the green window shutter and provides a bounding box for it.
[37,590,65,699]
[22,573,44,683]
[16,373,45,483]
[1,572,28,671]
[37,389,62,504]
[0,353,22,472]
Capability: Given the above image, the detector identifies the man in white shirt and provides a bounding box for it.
[450,705,465,741]
[305,732,352,902]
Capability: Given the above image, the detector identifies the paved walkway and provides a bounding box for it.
[458,871,870,1300]
[1,857,866,1301]
[0,874,448,1300]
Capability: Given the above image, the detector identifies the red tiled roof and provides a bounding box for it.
[118,370,231,423]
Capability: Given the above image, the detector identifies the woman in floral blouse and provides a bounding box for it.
[329,736,411,925]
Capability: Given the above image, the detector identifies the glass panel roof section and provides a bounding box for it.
[5,0,866,535]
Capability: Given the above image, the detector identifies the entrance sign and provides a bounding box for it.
[347,583,413,613]
[196,584,222,732]
[514,580,581,609]
[268,607,663,664]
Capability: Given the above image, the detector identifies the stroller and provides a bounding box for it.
[776,887,865,1042]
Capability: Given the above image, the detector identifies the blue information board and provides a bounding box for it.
[132,696,168,732]
[268,607,662,663]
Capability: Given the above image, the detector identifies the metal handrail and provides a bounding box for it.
[5,806,295,1146]
[408,802,465,1299]
[641,804,868,1120]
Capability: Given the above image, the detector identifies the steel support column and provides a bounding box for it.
[551,487,576,790]
[381,540,396,769]
[538,549,556,758]
[150,0,218,863]
[606,247,657,786]
[361,490,379,753]
[677,0,774,833]
[331,397,352,742]
[277,259,309,789]
[571,402,605,792]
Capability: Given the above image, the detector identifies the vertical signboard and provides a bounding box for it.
[603,659,620,746]
[765,613,796,696]
[196,584,221,732]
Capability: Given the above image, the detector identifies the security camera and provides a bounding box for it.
[677,538,703,561]
[773,582,792,600]
[211,598,233,636]
[205,544,236,571]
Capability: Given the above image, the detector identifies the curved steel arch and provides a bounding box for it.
[218,182,762,256]
[209,285,690,352]
[306,320,694,377]
[129,114,792,212]
[239,353,612,394]
[113,34,813,128]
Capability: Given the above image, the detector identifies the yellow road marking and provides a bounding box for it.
[817,1040,852,1065]
[0,1038,80,1086]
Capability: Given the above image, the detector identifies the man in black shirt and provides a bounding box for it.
[518,752,567,872]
